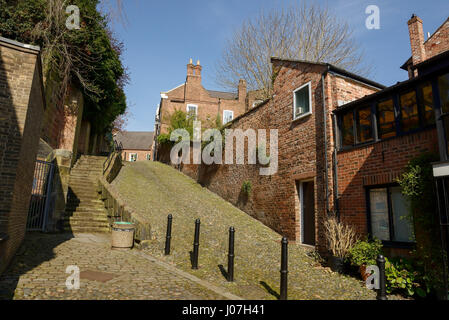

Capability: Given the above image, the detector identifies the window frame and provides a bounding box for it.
[222,110,234,125]
[366,184,416,248]
[293,81,313,120]
[186,104,198,120]
[129,153,138,162]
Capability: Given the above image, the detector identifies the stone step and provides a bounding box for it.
[64,212,108,219]
[64,217,109,224]
[63,219,109,227]
[64,226,110,233]
[65,207,107,214]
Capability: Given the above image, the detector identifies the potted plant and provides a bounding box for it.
[324,216,357,273]
[348,238,382,280]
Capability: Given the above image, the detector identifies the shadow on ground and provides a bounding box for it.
[0,232,73,300]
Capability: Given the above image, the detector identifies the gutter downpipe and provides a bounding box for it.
[322,71,330,217]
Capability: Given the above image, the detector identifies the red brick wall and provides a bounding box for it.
[337,129,438,236]
[424,18,449,60]
[122,149,152,162]
[0,40,45,273]
[159,63,247,135]
[175,60,379,250]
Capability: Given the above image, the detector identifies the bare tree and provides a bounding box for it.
[215,2,369,99]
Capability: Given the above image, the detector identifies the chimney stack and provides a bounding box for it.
[193,60,202,77]
[238,79,247,102]
[408,14,426,66]
[187,58,195,76]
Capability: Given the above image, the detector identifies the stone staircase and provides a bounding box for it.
[64,155,110,233]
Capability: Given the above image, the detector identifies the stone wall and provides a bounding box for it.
[0,38,45,273]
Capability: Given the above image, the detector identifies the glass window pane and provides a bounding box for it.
[400,91,419,132]
[390,186,415,242]
[294,85,310,118]
[444,114,449,158]
[419,82,435,126]
[341,111,354,147]
[438,73,449,114]
[369,188,390,241]
[356,106,373,143]
[377,99,396,139]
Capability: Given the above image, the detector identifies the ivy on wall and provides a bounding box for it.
[397,152,446,296]
[0,0,128,134]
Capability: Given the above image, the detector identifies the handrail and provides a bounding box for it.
[103,140,123,174]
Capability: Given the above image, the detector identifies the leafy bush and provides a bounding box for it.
[324,217,358,259]
[348,238,382,266]
[241,181,252,195]
[396,152,446,295]
[385,257,428,298]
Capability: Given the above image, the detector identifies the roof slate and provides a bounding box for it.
[114,131,154,150]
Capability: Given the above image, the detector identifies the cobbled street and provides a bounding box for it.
[0,233,237,300]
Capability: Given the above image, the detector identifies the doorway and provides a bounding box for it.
[298,180,316,246]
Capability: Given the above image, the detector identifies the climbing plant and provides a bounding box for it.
[0,0,128,134]
[397,152,446,296]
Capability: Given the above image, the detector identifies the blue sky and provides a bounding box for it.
[105,0,449,132]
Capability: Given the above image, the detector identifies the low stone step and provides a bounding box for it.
[65,206,106,212]
[63,216,109,225]
[64,226,110,233]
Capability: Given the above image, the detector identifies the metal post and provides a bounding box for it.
[280,237,288,300]
[376,254,387,300]
[164,214,173,255]
[227,227,235,282]
[192,219,201,269]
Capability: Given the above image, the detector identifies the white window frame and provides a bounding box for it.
[129,153,137,162]
[222,110,234,124]
[293,81,313,120]
[252,100,263,108]
[186,104,198,119]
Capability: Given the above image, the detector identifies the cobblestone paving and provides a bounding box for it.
[110,162,403,300]
[0,233,227,300]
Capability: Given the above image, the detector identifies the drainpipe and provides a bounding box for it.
[322,72,330,217]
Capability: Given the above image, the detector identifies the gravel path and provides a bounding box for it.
[110,161,379,300]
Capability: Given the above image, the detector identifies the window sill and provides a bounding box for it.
[381,240,416,249]
[292,112,312,123]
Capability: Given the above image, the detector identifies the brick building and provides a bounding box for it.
[114,131,154,162]
[177,59,383,249]
[153,59,264,159]
[167,15,449,254]
[334,15,449,255]
[0,37,46,273]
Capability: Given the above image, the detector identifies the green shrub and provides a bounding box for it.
[348,238,382,266]
[241,181,252,195]
[385,257,428,298]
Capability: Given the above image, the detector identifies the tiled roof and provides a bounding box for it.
[114,131,154,150]
[207,90,238,100]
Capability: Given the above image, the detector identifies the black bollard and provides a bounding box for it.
[192,219,201,269]
[280,237,288,300]
[376,254,388,300]
[227,227,235,282]
[164,214,173,255]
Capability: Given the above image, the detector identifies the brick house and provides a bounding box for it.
[177,58,383,250]
[169,15,449,255]
[0,37,46,273]
[333,14,449,255]
[153,59,264,159]
[114,131,154,162]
